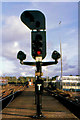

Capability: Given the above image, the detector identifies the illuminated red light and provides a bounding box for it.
[37,51,41,55]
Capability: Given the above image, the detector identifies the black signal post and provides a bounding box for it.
[17,10,61,118]
[35,62,43,118]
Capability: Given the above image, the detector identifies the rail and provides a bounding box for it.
[45,87,80,119]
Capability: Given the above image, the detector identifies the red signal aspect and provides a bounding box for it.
[37,51,41,55]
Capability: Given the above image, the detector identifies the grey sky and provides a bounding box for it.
[0,2,78,78]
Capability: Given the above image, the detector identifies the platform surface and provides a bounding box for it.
[2,86,79,120]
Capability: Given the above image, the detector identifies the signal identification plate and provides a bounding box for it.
[36,57,42,62]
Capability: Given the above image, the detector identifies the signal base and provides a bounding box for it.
[32,114,45,119]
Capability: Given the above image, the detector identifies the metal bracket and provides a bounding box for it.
[20,60,58,66]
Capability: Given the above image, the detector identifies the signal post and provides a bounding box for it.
[35,59,44,118]
[17,10,61,118]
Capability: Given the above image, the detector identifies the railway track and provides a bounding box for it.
[45,87,80,119]
[0,85,26,110]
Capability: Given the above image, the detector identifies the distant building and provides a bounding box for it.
[56,76,80,81]
[56,76,80,91]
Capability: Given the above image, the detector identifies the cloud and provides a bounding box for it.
[53,42,78,62]
[2,16,31,60]
[69,65,76,68]
[49,54,78,77]
[2,16,30,43]
[18,66,36,77]
[1,15,34,77]
[66,29,76,36]
[0,57,16,76]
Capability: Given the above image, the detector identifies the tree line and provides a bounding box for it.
[1,76,35,85]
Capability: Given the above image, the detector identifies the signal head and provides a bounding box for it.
[31,31,46,60]
[21,10,45,30]
[17,51,26,61]
[52,50,61,61]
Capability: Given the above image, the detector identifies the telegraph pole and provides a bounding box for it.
[59,21,62,78]
[60,41,62,78]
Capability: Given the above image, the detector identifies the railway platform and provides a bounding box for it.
[1,86,79,120]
